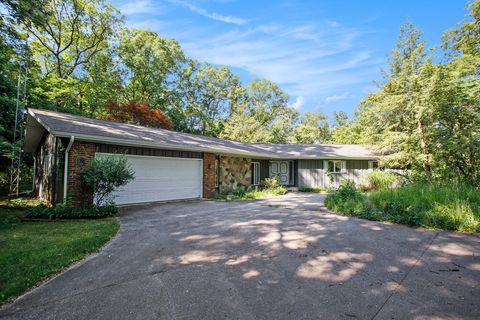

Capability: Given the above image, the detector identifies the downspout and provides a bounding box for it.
[63,136,75,204]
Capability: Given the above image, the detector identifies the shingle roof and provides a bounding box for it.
[26,108,378,159]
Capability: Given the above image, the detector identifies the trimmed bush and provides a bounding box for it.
[82,155,135,206]
[26,204,118,220]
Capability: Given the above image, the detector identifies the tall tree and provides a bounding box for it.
[358,22,433,176]
[291,112,330,144]
[221,79,298,143]
[176,60,241,136]
[4,0,123,113]
[117,29,185,109]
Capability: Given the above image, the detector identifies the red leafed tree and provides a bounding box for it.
[101,100,173,130]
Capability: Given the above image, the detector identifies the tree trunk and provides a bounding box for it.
[417,119,432,181]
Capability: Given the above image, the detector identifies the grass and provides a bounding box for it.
[298,187,329,193]
[0,197,119,304]
[214,186,288,201]
[325,182,480,233]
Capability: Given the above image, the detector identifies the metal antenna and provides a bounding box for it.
[9,31,29,197]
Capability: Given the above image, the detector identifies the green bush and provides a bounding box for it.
[298,187,328,193]
[366,171,400,191]
[232,186,247,197]
[26,204,118,219]
[263,177,280,189]
[82,155,135,206]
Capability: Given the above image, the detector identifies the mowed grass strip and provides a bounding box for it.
[0,198,119,304]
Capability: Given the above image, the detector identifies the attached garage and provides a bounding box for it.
[96,153,203,205]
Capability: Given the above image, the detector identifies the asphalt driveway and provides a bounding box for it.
[1,193,479,319]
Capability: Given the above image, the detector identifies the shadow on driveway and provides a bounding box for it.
[1,195,479,319]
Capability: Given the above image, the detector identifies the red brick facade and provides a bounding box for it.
[67,141,96,206]
[202,152,217,198]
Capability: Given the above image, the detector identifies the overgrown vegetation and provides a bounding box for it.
[364,171,401,191]
[0,197,119,303]
[215,178,288,201]
[325,180,480,233]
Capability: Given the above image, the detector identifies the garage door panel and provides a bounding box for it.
[95,153,202,205]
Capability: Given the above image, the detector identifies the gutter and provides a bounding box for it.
[63,136,75,204]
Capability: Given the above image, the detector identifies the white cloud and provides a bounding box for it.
[117,0,161,15]
[325,92,351,104]
[120,2,385,112]
[169,0,247,25]
[290,96,306,110]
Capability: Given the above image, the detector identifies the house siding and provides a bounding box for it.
[298,159,370,188]
[96,144,202,159]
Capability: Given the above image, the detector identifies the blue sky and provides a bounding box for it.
[110,0,469,118]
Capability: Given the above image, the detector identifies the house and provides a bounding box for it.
[24,108,379,206]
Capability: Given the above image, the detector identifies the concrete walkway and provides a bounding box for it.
[1,193,479,319]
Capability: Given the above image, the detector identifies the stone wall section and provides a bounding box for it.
[219,156,252,193]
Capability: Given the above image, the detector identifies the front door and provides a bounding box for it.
[270,161,289,185]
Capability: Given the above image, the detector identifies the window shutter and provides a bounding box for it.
[341,161,347,173]
[323,160,328,172]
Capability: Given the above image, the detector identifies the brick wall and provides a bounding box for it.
[202,153,216,198]
[67,141,96,206]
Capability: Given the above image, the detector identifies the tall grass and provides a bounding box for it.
[325,181,480,233]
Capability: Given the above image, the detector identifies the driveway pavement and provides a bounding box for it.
[1,193,479,320]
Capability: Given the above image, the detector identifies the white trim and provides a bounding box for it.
[252,162,260,186]
[63,136,75,203]
[368,160,379,171]
[326,159,345,174]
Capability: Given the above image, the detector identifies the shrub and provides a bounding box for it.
[298,187,327,193]
[366,171,400,191]
[26,204,118,219]
[232,186,247,198]
[82,155,135,206]
[263,177,280,189]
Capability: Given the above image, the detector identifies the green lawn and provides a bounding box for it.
[0,198,119,304]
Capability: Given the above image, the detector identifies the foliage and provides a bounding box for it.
[81,155,134,206]
[176,60,241,136]
[298,187,329,193]
[101,100,173,129]
[0,198,118,303]
[215,183,288,201]
[263,176,281,189]
[325,182,480,233]
[117,28,185,109]
[291,112,331,144]
[366,171,401,191]
[347,13,480,187]
[220,79,298,143]
[25,204,117,219]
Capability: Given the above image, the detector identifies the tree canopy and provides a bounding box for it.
[1,0,479,188]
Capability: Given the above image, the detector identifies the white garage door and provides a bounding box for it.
[96,153,202,205]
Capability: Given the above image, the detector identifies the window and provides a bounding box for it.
[214,159,219,188]
[252,162,260,185]
[327,160,345,173]
[368,161,379,170]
